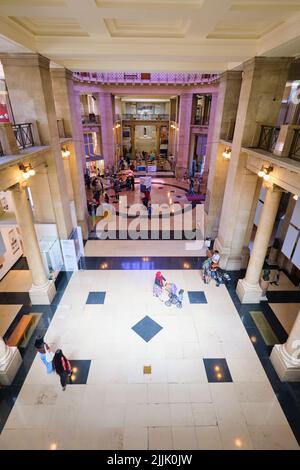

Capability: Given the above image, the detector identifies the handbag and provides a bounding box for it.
[45,348,54,363]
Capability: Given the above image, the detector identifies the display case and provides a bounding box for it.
[39,236,63,279]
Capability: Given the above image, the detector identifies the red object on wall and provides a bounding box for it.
[0,103,10,122]
[141,73,151,80]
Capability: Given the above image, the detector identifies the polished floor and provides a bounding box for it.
[0,262,299,450]
[0,179,300,450]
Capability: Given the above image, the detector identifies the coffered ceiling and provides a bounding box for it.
[0,0,300,72]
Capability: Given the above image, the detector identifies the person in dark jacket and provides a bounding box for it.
[52,349,72,391]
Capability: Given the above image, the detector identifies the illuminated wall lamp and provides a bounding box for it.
[222,148,231,159]
[61,147,71,158]
[19,163,35,179]
[258,165,273,181]
[293,194,299,201]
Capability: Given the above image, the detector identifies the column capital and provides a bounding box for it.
[179,92,194,98]
[0,53,50,70]
[219,70,242,83]
[98,91,112,98]
[50,67,73,81]
[243,56,293,73]
[263,182,286,193]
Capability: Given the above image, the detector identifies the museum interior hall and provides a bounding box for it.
[0,0,300,452]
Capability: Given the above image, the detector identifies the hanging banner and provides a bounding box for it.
[0,103,10,123]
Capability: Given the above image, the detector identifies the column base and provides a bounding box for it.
[270,344,300,382]
[29,280,56,305]
[0,347,22,386]
[78,218,89,240]
[213,238,243,270]
[236,278,263,304]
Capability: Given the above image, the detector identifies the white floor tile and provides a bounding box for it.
[195,426,223,450]
[172,426,198,450]
[148,426,173,450]
[123,427,148,450]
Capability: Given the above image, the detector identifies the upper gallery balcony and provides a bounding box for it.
[81,114,101,126]
[73,72,219,86]
[121,113,169,121]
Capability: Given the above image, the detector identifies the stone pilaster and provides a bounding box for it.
[0,53,73,239]
[215,57,292,268]
[51,68,89,238]
[205,71,242,238]
[176,93,193,177]
[0,122,19,155]
[98,92,115,169]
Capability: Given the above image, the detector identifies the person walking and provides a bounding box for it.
[52,349,72,391]
[34,336,54,374]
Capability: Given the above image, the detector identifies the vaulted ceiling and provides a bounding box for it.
[0,0,300,72]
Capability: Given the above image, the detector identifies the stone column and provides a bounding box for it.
[29,167,56,223]
[0,336,22,386]
[74,90,87,174]
[214,57,292,269]
[203,92,218,174]
[205,71,242,238]
[0,122,19,155]
[51,69,89,238]
[236,185,282,303]
[10,184,56,305]
[0,53,73,240]
[188,133,196,174]
[156,125,161,155]
[130,125,135,158]
[271,310,300,381]
[98,92,115,168]
[176,93,193,178]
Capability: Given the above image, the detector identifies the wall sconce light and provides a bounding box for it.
[61,147,71,158]
[293,194,299,201]
[115,123,121,129]
[222,147,231,159]
[258,165,273,181]
[19,163,35,179]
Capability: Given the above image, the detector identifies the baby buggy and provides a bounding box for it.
[165,288,184,309]
[212,268,231,287]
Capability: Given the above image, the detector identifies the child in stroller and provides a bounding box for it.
[165,284,184,309]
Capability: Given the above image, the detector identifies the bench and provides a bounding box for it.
[6,314,34,347]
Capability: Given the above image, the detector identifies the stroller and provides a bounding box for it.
[165,288,184,309]
[212,268,231,287]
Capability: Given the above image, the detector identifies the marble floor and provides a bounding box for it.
[0,304,22,337]
[269,303,300,334]
[0,270,32,292]
[0,265,298,450]
[84,240,207,257]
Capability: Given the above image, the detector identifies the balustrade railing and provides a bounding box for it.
[82,114,101,125]
[12,123,34,149]
[257,125,280,152]
[74,72,219,85]
[121,114,169,121]
[290,129,300,161]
